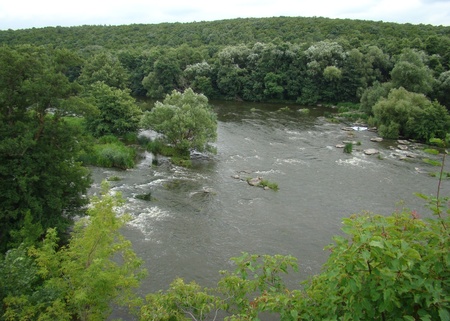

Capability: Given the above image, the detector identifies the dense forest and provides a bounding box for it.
[1,16,449,107]
[1,17,449,320]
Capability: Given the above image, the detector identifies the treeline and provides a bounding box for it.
[1,17,449,108]
[1,17,449,51]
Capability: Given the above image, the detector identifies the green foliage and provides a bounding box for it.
[371,87,450,141]
[2,18,448,111]
[359,81,393,115]
[140,253,299,321]
[0,45,91,252]
[304,210,449,320]
[78,52,130,90]
[146,138,164,155]
[84,82,142,137]
[1,182,147,320]
[390,49,435,95]
[258,179,279,191]
[343,142,353,153]
[417,136,450,216]
[140,88,217,155]
[80,139,137,169]
[434,70,450,108]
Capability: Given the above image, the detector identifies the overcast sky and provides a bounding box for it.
[1,0,449,30]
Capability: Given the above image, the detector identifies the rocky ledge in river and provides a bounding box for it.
[364,148,380,155]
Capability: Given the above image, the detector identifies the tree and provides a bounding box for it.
[142,53,182,99]
[84,81,142,137]
[371,87,450,140]
[78,52,130,90]
[299,41,346,103]
[434,70,450,109]
[140,88,217,154]
[390,49,435,95]
[0,45,91,252]
[1,182,146,320]
[359,81,393,115]
[183,61,216,98]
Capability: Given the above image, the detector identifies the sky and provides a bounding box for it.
[0,0,449,30]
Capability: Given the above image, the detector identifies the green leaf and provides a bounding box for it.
[423,158,442,167]
[423,148,440,155]
[439,308,450,321]
[290,310,298,319]
[369,240,384,249]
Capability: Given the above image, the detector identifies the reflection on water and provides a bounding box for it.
[91,101,449,299]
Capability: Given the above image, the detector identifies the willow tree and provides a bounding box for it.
[140,88,217,155]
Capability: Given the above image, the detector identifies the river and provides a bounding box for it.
[90,101,448,309]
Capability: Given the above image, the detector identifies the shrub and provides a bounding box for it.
[343,142,353,153]
[304,210,449,320]
[93,143,136,169]
[372,87,450,141]
[259,179,279,191]
[81,140,136,169]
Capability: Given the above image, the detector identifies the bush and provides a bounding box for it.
[259,179,279,191]
[304,210,450,320]
[343,142,353,153]
[98,135,120,144]
[81,140,136,169]
[93,143,136,169]
[372,87,450,141]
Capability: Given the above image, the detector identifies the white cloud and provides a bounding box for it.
[0,0,449,30]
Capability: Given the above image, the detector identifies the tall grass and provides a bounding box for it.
[80,139,136,169]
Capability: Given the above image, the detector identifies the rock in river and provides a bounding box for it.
[364,148,379,155]
[247,177,263,186]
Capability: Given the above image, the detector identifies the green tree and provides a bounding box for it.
[390,49,435,95]
[140,88,217,154]
[371,87,450,140]
[299,41,346,104]
[84,82,142,137]
[1,182,146,320]
[78,52,130,90]
[142,53,182,99]
[0,45,91,252]
[183,61,216,98]
[360,81,393,115]
[434,70,450,109]
[263,72,284,99]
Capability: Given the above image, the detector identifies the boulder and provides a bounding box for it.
[364,148,379,155]
[370,137,383,142]
[397,145,409,150]
[247,177,263,186]
[335,144,346,148]
[398,139,410,145]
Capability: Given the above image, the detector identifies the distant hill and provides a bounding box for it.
[1,16,449,51]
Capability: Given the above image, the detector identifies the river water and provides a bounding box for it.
[90,101,448,299]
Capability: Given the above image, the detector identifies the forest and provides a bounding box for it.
[0,16,449,320]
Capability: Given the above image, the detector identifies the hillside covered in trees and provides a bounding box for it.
[1,16,449,110]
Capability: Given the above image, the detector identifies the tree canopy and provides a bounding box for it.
[140,88,217,154]
[0,45,91,252]
[371,87,449,140]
